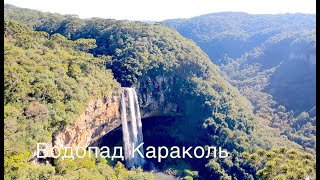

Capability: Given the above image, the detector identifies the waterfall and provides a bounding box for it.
[120,87,145,168]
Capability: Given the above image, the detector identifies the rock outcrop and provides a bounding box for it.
[137,75,183,118]
[53,92,120,149]
[42,75,183,154]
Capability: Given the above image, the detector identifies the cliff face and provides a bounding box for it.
[51,75,183,151]
[53,92,120,149]
[137,75,183,118]
[264,47,316,113]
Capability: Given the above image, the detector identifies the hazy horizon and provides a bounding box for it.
[4,0,316,21]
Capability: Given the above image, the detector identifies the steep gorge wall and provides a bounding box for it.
[51,75,182,151]
[137,75,183,118]
[53,92,120,149]
[264,48,316,113]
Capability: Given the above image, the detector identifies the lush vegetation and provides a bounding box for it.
[4,19,154,179]
[163,12,315,64]
[4,5,316,180]
[219,31,316,154]
[243,147,315,179]
[164,13,316,155]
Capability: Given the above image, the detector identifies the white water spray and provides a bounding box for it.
[120,87,145,168]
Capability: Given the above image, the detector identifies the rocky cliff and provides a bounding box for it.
[53,92,120,149]
[50,75,183,150]
[24,74,188,162]
[137,75,183,118]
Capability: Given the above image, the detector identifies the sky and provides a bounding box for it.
[4,0,316,21]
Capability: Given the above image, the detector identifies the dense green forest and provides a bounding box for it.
[163,12,315,64]
[164,13,316,155]
[4,4,316,180]
[4,19,156,179]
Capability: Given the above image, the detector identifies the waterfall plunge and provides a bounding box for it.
[120,87,145,168]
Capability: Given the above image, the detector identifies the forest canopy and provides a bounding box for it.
[4,4,316,180]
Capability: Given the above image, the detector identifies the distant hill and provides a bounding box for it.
[164,12,316,153]
[164,12,315,64]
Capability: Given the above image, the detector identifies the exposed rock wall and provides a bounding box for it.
[137,75,183,118]
[48,75,183,153]
[53,92,120,149]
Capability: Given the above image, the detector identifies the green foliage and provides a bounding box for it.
[243,147,315,179]
[4,2,277,150]
[165,12,316,155]
[4,5,315,180]
[164,12,315,64]
[54,149,95,174]
[5,164,56,180]
[4,19,120,178]
[113,162,154,180]
[182,169,199,179]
